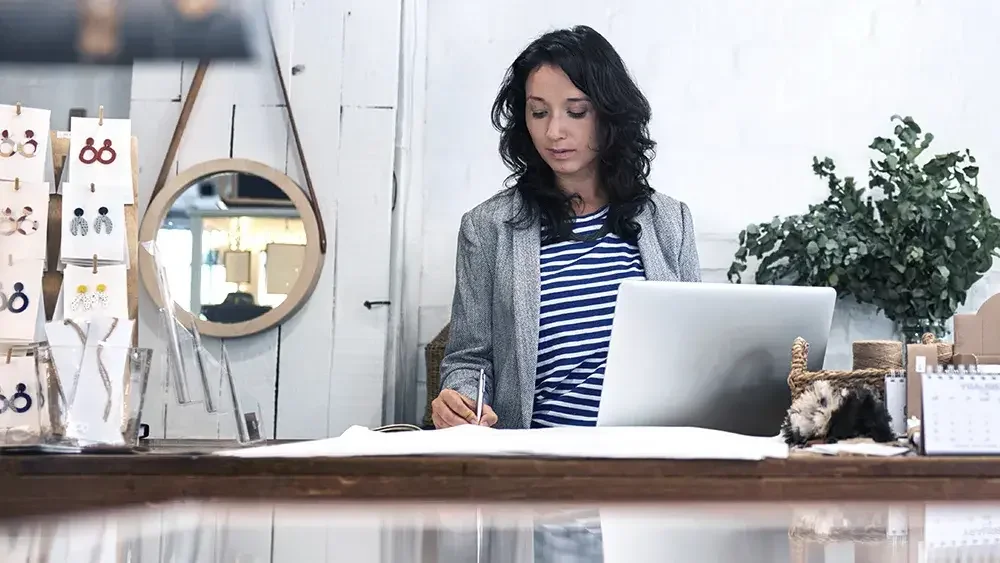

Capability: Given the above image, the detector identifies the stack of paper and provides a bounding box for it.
[214,425,789,460]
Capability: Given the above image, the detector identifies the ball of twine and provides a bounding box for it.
[852,340,904,371]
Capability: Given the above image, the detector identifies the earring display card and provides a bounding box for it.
[60,186,125,263]
[0,258,44,342]
[67,117,132,187]
[63,317,135,446]
[921,367,1000,455]
[0,356,43,441]
[0,105,51,182]
[0,179,50,260]
[62,264,128,321]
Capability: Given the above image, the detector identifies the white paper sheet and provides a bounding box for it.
[805,442,910,457]
[215,425,789,460]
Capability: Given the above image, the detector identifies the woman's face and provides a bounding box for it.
[524,64,599,181]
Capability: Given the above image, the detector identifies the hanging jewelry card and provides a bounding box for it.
[67,116,132,187]
[60,182,125,264]
[0,257,45,342]
[0,179,50,260]
[0,104,51,182]
[61,264,128,321]
[59,316,134,446]
[0,355,43,445]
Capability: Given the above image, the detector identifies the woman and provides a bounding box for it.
[432,25,701,430]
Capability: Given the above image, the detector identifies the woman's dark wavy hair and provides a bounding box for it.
[490,25,656,243]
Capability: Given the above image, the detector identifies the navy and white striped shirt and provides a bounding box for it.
[532,206,646,428]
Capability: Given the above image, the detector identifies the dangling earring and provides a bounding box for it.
[16,129,37,158]
[0,130,15,158]
[0,283,7,311]
[78,137,98,164]
[93,207,113,234]
[71,285,93,312]
[94,283,109,309]
[15,206,39,236]
[70,208,89,236]
[0,208,15,236]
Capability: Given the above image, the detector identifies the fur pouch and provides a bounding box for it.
[781,381,895,446]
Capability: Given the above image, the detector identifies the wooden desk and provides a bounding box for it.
[4,452,1000,517]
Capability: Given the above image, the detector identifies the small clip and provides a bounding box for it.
[6,254,11,267]
[90,182,95,193]
[15,102,21,116]
[4,348,11,365]
[13,178,19,191]
[98,105,104,126]
[92,254,99,274]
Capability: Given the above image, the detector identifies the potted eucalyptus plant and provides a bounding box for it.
[728,115,1000,342]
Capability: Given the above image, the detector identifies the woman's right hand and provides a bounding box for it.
[432,389,498,429]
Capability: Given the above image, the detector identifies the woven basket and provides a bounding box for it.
[422,323,450,428]
[788,337,890,401]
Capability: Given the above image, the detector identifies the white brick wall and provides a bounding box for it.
[407,0,1000,421]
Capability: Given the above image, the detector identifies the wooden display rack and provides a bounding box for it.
[45,130,139,345]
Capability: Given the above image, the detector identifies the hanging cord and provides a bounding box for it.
[264,9,327,253]
[151,59,209,202]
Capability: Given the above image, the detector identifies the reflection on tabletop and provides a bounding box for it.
[1,501,995,562]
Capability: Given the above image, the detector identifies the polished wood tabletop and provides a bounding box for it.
[4,440,1000,517]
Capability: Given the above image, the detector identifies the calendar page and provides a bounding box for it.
[921,368,1000,455]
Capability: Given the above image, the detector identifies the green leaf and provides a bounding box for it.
[944,236,956,250]
[806,241,820,256]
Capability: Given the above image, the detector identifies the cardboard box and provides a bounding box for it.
[953,294,1000,364]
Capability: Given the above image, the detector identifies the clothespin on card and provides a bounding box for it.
[15,102,21,116]
[98,105,104,126]
[92,254,99,274]
[5,348,11,365]
[13,178,19,191]
[7,254,12,267]
[90,183,95,193]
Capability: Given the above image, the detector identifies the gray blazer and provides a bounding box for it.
[440,190,702,429]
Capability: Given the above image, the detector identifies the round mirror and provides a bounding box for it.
[139,159,323,338]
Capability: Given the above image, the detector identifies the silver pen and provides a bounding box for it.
[475,368,485,424]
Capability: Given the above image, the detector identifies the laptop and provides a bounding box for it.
[596,281,836,436]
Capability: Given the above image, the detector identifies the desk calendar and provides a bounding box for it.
[921,365,1000,455]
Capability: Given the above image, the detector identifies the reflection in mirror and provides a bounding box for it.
[155,171,306,324]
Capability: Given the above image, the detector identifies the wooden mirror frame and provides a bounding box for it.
[139,158,324,338]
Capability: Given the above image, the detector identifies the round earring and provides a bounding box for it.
[96,139,117,165]
[71,284,93,312]
[0,283,7,311]
[7,282,28,314]
[10,384,32,414]
[16,129,37,158]
[15,206,38,236]
[70,208,89,236]
[94,283,109,309]
[0,207,16,236]
[0,130,15,158]
[93,206,113,234]
[78,137,99,164]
